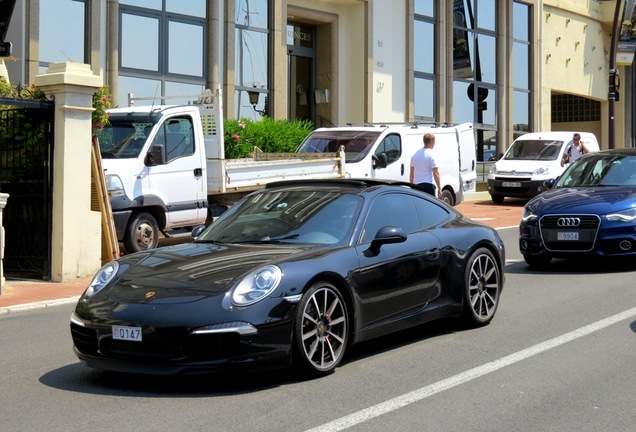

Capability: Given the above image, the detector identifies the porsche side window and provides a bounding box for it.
[375,134,401,164]
[362,194,419,242]
[413,196,451,228]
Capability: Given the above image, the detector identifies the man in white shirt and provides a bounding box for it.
[410,132,442,198]
[560,133,590,167]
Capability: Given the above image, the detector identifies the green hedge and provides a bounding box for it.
[223,117,314,159]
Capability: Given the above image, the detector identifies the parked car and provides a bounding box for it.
[519,148,636,268]
[71,179,505,377]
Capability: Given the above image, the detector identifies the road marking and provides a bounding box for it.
[305,307,636,432]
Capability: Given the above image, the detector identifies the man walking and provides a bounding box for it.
[410,132,442,198]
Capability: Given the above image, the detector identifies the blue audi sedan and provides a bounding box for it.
[519,148,636,268]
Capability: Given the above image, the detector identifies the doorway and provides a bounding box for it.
[287,23,316,125]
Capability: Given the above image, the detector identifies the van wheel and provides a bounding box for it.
[491,194,505,204]
[440,189,455,206]
[123,212,159,253]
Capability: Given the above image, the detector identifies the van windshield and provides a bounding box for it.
[297,130,381,163]
[503,139,564,161]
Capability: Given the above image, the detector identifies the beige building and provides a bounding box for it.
[2,0,633,155]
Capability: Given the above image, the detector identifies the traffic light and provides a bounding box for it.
[0,41,11,57]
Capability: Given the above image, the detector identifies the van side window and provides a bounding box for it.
[159,117,195,163]
[375,134,401,164]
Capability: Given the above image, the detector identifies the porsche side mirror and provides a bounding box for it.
[368,226,406,255]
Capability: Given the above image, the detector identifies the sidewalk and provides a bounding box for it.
[0,193,525,314]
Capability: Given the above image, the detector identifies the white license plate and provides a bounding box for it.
[502,181,521,187]
[112,325,142,342]
[557,232,579,241]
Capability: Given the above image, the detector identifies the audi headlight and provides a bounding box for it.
[84,261,119,298]
[106,174,126,197]
[605,207,636,222]
[521,207,538,223]
[231,265,282,307]
[532,165,550,176]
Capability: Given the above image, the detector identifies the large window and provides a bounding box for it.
[413,1,435,121]
[118,0,206,106]
[452,0,497,160]
[235,0,269,120]
[39,0,86,72]
[512,1,531,137]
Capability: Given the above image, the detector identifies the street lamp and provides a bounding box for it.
[247,87,266,117]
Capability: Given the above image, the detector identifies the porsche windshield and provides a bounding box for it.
[197,190,362,245]
[555,154,636,188]
[297,130,381,163]
[503,139,564,161]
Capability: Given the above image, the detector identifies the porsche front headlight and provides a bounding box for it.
[605,207,636,222]
[231,265,282,306]
[84,261,119,298]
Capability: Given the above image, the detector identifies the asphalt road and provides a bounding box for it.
[1,228,635,432]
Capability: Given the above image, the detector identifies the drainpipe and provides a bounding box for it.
[609,0,624,149]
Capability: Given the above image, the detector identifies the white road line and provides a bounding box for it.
[305,307,636,432]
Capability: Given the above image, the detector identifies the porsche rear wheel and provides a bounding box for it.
[462,247,501,326]
[294,282,348,377]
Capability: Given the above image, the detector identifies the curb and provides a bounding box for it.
[0,296,80,315]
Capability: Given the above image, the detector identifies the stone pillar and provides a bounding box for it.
[0,193,8,293]
[35,62,103,282]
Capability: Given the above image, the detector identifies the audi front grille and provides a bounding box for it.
[539,214,601,252]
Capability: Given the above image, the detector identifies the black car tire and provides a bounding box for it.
[123,212,159,253]
[462,247,501,326]
[523,253,552,269]
[440,189,455,206]
[491,194,505,204]
[294,282,348,377]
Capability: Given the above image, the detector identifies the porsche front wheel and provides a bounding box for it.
[294,282,348,377]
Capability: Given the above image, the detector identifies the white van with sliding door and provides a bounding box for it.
[297,122,477,206]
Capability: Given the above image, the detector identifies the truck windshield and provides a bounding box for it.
[503,139,563,161]
[297,130,381,163]
[96,118,156,159]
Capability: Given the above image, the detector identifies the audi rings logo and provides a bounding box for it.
[557,217,581,227]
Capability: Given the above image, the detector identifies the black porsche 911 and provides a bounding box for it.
[71,179,505,377]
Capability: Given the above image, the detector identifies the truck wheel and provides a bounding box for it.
[440,189,455,206]
[491,194,504,204]
[123,212,159,253]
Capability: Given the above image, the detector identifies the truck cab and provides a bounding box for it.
[97,105,208,252]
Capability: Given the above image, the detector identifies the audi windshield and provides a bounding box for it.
[553,152,636,188]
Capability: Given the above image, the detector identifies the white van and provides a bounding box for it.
[487,131,600,203]
[297,122,477,206]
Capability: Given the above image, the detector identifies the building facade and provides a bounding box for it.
[2,0,635,159]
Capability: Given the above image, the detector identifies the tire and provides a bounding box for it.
[123,212,160,253]
[440,189,455,206]
[491,194,504,204]
[523,253,552,270]
[462,247,502,326]
[294,282,348,377]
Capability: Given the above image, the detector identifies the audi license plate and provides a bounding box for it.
[502,181,521,187]
[557,232,579,241]
[112,325,142,342]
